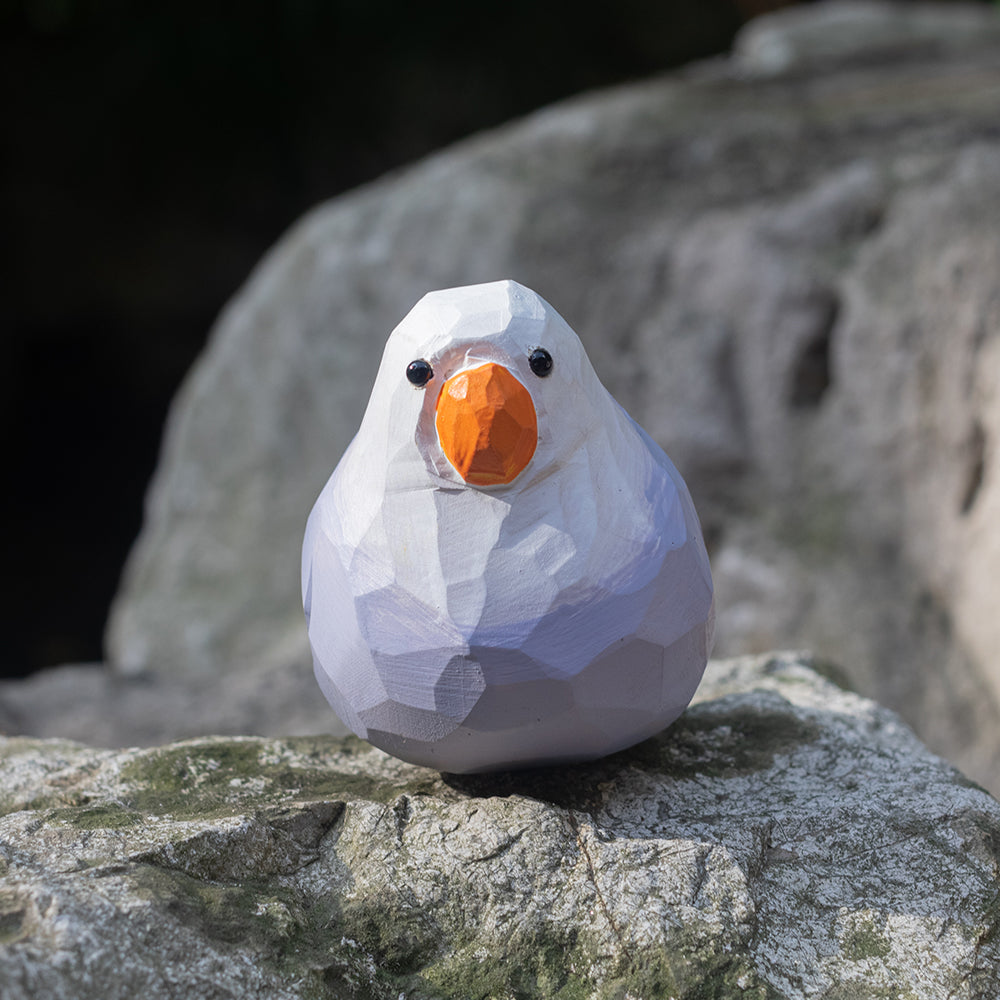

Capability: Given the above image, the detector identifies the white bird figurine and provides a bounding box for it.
[302,280,714,773]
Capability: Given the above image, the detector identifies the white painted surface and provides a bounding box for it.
[303,280,714,771]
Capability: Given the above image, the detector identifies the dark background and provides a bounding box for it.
[2,0,970,678]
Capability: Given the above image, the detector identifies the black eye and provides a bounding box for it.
[406,359,433,387]
[528,348,553,377]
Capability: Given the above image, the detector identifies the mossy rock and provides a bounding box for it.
[1,654,998,998]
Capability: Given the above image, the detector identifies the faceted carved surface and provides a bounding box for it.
[302,280,714,772]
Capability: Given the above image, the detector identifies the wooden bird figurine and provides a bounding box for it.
[302,280,714,772]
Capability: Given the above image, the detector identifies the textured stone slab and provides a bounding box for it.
[1,653,998,999]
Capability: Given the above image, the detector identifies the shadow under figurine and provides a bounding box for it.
[302,280,714,773]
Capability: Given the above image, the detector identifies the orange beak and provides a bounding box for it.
[435,363,537,486]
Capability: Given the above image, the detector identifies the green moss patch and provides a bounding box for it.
[627,702,821,780]
[416,929,785,1000]
[977,889,1000,949]
[443,697,821,813]
[49,803,145,830]
[118,736,438,819]
[419,927,591,1000]
[335,897,443,979]
[129,861,784,1000]
[128,863,425,1000]
[842,915,892,961]
[820,984,917,1000]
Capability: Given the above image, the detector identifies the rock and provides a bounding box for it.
[5,2,999,789]
[0,660,340,747]
[1,653,998,999]
[733,0,1000,76]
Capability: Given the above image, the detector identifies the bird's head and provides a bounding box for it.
[361,279,610,495]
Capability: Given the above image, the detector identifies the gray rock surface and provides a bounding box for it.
[5,2,1000,790]
[734,0,1000,75]
[2,653,998,999]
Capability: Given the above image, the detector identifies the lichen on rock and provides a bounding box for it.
[1,653,998,999]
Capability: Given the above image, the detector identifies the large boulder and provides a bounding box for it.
[4,2,1000,790]
[2,653,998,999]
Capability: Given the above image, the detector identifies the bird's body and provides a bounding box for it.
[302,280,713,772]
